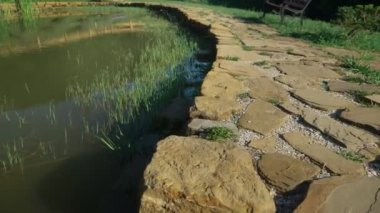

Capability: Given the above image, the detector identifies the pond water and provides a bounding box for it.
[0,6,211,212]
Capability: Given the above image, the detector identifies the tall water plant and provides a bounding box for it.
[67,21,196,143]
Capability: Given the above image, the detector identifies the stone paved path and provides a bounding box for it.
[113,1,380,212]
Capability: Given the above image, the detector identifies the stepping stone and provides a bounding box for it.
[276,64,341,79]
[217,60,265,78]
[217,44,267,61]
[282,132,365,175]
[366,94,380,105]
[339,107,380,134]
[274,75,320,89]
[238,100,288,135]
[291,89,355,111]
[281,101,380,160]
[258,153,320,192]
[188,118,238,135]
[201,71,247,100]
[249,137,277,153]
[245,76,289,104]
[328,80,380,94]
[296,176,380,213]
[193,96,242,121]
[141,136,276,212]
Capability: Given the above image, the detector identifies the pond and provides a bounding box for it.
[0,6,212,212]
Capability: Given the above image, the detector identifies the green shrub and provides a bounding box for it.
[337,4,380,36]
[204,127,236,141]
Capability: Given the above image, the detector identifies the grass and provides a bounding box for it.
[347,90,375,106]
[341,56,380,85]
[253,60,267,66]
[267,97,282,106]
[127,0,380,52]
[222,56,239,61]
[204,127,236,141]
[242,44,253,51]
[338,150,365,163]
[237,92,250,99]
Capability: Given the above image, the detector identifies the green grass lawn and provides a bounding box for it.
[126,0,380,53]
[2,0,379,52]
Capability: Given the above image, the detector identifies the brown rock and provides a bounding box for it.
[141,136,276,212]
[282,132,365,175]
[296,176,380,213]
[193,96,242,121]
[238,100,288,135]
[201,71,247,100]
[281,101,380,159]
[292,89,355,111]
[249,137,277,153]
[245,76,289,104]
[276,63,341,79]
[328,80,380,94]
[339,107,380,133]
[217,60,265,78]
[274,75,320,89]
[366,94,380,105]
[217,44,267,61]
[258,153,320,192]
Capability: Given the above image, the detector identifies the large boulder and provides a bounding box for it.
[201,71,247,100]
[193,96,242,121]
[141,136,275,212]
[296,176,380,213]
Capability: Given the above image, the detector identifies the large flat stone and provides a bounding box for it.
[258,153,320,192]
[339,107,380,134]
[217,60,265,78]
[274,75,320,89]
[296,176,380,213]
[245,76,289,104]
[249,137,277,153]
[328,80,380,94]
[238,100,288,135]
[282,132,365,175]
[276,63,341,79]
[366,94,380,105]
[217,44,267,61]
[292,89,355,111]
[141,136,276,212]
[201,71,247,100]
[193,96,242,121]
[281,101,380,159]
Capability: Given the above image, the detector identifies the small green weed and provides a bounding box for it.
[204,127,236,141]
[267,97,282,106]
[338,150,365,162]
[223,56,240,61]
[253,61,268,66]
[259,52,273,57]
[242,45,254,51]
[341,57,380,85]
[237,92,250,99]
[347,90,375,106]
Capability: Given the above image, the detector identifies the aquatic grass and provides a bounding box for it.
[66,17,196,144]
